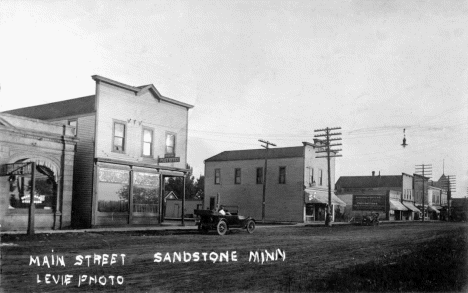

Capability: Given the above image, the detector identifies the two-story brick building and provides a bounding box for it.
[204,141,345,223]
[4,75,193,228]
[0,113,77,231]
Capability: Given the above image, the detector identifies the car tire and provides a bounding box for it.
[217,221,228,236]
[246,220,255,234]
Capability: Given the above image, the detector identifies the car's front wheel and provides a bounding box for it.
[246,220,255,234]
[217,221,228,235]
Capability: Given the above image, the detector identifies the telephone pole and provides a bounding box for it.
[259,139,276,223]
[314,127,342,227]
[415,164,432,222]
[442,175,456,221]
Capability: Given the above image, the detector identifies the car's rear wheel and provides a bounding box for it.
[246,220,255,234]
[217,221,228,235]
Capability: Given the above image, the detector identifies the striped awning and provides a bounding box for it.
[305,190,346,207]
[428,205,440,213]
[389,200,408,211]
[402,202,421,213]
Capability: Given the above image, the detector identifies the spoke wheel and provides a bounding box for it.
[217,221,228,236]
[246,220,256,234]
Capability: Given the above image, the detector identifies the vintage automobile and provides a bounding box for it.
[361,213,380,226]
[194,209,256,235]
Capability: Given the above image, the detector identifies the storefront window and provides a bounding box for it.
[97,168,129,212]
[8,167,56,211]
[133,172,160,214]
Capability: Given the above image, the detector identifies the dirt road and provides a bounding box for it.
[1,222,467,292]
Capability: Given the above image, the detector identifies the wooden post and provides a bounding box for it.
[129,169,134,225]
[181,175,186,226]
[27,162,36,236]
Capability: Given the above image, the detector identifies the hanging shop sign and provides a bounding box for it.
[158,157,180,163]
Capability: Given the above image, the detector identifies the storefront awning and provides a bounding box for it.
[305,190,346,207]
[389,200,408,211]
[428,206,440,213]
[402,202,420,213]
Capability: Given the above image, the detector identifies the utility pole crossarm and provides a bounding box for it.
[415,164,432,223]
[316,149,342,153]
[314,126,342,227]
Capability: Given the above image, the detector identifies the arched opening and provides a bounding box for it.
[8,161,57,211]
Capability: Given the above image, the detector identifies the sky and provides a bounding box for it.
[0,0,467,197]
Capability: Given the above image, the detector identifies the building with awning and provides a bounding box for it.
[402,202,420,213]
[304,189,346,222]
[3,75,193,228]
[204,140,340,223]
[336,172,419,221]
[390,199,408,211]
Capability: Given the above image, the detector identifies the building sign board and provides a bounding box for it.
[158,157,180,163]
[353,195,386,211]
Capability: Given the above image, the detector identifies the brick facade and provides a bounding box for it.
[0,114,77,231]
[204,142,336,222]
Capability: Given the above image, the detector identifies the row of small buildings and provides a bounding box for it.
[0,75,461,231]
[203,149,453,223]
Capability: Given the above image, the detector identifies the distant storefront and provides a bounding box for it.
[304,189,346,222]
[336,190,419,222]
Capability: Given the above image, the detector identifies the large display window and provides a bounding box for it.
[8,165,57,212]
[132,172,160,214]
[97,168,130,213]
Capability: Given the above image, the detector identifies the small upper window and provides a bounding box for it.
[68,120,77,136]
[319,169,323,186]
[256,167,263,184]
[279,167,286,184]
[113,122,126,152]
[214,169,221,185]
[142,128,153,157]
[165,133,176,156]
[234,168,241,184]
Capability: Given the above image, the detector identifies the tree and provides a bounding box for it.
[194,175,204,200]
[164,164,204,200]
[117,185,159,204]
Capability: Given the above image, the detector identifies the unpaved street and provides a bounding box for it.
[1,222,467,292]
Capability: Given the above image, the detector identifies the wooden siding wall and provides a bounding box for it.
[303,144,335,190]
[95,82,188,169]
[71,115,96,228]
